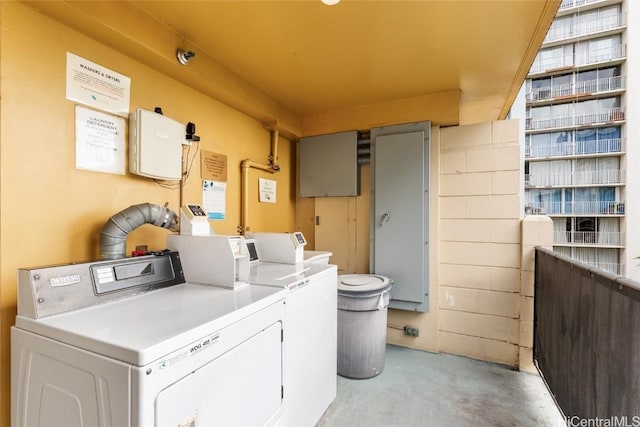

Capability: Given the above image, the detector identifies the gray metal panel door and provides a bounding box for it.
[300,131,359,197]
[374,131,426,304]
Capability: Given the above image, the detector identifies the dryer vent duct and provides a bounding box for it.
[99,203,178,260]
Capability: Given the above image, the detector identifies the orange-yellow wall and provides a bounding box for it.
[0,2,546,424]
[0,3,296,423]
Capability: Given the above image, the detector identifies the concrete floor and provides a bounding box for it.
[317,345,566,427]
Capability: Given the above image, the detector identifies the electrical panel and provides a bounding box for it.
[300,131,359,197]
[129,109,183,180]
[372,122,431,313]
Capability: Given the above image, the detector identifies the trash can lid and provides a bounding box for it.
[338,274,392,296]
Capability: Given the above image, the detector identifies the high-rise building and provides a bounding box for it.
[520,0,639,280]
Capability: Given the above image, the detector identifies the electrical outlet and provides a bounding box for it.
[135,245,148,252]
[404,325,420,337]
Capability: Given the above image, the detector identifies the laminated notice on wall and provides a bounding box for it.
[259,178,276,203]
[75,106,126,175]
[203,180,226,220]
[66,52,131,117]
[200,150,227,182]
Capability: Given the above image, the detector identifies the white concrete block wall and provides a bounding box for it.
[439,120,522,366]
[519,215,553,371]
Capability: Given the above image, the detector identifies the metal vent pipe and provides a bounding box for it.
[99,203,178,260]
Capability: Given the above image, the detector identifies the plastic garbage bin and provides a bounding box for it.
[337,274,393,379]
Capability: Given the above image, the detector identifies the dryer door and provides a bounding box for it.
[155,321,283,427]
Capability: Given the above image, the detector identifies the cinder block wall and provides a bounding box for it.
[519,215,553,371]
[438,120,522,365]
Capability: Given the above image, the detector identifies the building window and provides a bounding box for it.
[576,34,622,65]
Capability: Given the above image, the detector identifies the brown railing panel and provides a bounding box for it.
[534,247,640,421]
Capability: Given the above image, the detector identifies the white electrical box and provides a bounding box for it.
[129,109,183,180]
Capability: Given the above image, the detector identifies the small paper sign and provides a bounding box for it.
[259,178,276,203]
[200,151,228,182]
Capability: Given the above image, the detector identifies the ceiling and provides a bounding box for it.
[127,0,559,118]
[23,0,559,130]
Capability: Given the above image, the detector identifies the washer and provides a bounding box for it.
[12,252,288,427]
[247,244,338,427]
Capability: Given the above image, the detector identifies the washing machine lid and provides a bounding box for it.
[15,282,286,366]
[338,274,392,295]
[249,261,335,288]
[303,250,332,263]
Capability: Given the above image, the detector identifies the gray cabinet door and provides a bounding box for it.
[300,131,359,197]
[372,124,429,312]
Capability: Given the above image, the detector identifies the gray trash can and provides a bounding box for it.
[337,274,393,379]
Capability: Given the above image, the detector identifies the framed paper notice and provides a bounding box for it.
[259,178,276,203]
[200,150,228,182]
[66,52,131,117]
[75,106,126,175]
[203,180,227,220]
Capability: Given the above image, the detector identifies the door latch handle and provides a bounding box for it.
[380,212,390,226]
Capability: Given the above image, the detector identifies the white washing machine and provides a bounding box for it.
[246,236,337,427]
[12,252,288,427]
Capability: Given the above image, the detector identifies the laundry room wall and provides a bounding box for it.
[0,3,297,423]
[0,1,548,423]
[302,114,524,366]
[436,120,522,366]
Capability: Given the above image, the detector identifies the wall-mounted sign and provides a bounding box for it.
[200,150,227,182]
[203,180,226,220]
[66,52,131,117]
[75,105,125,175]
[259,178,276,204]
